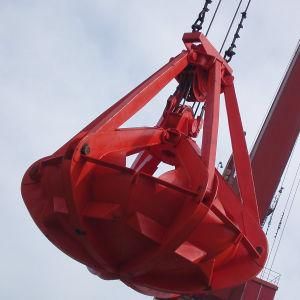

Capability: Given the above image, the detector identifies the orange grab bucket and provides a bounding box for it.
[21,33,267,298]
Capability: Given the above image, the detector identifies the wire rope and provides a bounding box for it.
[263,154,300,279]
[260,137,299,279]
[267,174,300,279]
[205,0,223,36]
[219,0,243,53]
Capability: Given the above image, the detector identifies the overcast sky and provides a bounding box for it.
[1,0,300,299]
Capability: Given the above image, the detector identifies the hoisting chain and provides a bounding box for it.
[260,138,299,281]
[192,0,213,32]
[191,0,253,62]
[264,187,284,235]
[274,211,284,240]
[224,0,252,62]
[269,174,300,274]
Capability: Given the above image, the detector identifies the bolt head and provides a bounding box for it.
[80,143,90,155]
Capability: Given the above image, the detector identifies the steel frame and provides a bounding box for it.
[22,32,268,299]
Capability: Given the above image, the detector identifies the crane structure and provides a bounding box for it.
[21,16,300,300]
[163,38,300,300]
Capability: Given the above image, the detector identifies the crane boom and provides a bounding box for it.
[251,42,300,223]
[223,42,300,224]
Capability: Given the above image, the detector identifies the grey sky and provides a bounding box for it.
[1,0,299,299]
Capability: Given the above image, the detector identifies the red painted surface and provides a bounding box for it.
[250,42,300,223]
[210,41,300,300]
[241,278,278,300]
[222,277,278,300]
[21,33,268,298]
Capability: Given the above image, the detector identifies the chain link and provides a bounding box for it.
[264,187,284,234]
[224,0,252,62]
[192,0,213,32]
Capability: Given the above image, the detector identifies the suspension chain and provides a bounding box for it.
[264,187,284,235]
[192,0,213,32]
[190,0,253,62]
[224,0,253,62]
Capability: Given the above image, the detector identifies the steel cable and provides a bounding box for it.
[223,0,253,62]
[205,0,223,36]
[260,137,299,280]
[267,161,300,279]
[219,0,243,53]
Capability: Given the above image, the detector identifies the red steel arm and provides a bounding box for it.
[54,51,189,156]
[201,61,222,189]
[224,82,259,221]
[191,41,300,300]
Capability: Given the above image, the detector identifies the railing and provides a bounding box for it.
[259,267,281,286]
